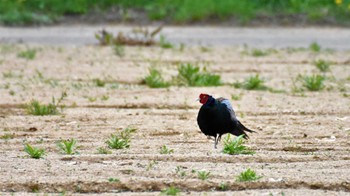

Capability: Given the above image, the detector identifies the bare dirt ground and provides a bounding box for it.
[0,42,350,195]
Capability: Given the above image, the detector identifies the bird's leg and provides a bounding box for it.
[214,134,218,149]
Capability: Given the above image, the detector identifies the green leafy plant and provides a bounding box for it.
[309,42,321,52]
[24,143,45,159]
[93,78,106,87]
[219,182,228,191]
[146,160,158,171]
[236,168,262,182]
[301,74,326,91]
[95,29,114,45]
[144,68,170,88]
[222,134,255,155]
[17,48,36,60]
[160,145,174,154]
[114,43,125,57]
[250,48,268,57]
[314,59,330,72]
[97,147,112,154]
[108,178,120,183]
[106,127,136,149]
[0,133,14,140]
[197,170,210,180]
[26,92,67,116]
[177,63,221,86]
[26,99,58,115]
[106,134,130,149]
[161,186,180,196]
[234,74,267,90]
[57,139,78,154]
[175,166,186,177]
[159,35,174,49]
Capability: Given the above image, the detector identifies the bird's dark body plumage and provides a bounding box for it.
[197,94,255,148]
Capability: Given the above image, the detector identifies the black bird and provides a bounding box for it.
[197,93,255,148]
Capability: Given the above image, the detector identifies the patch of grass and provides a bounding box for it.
[26,92,67,116]
[301,74,326,91]
[160,145,174,154]
[309,42,321,52]
[177,63,221,86]
[161,186,180,196]
[101,95,109,101]
[3,70,14,78]
[97,147,112,154]
[314,59,331,72]
[24,143,45,159]
[219,182,228,191]
[222,134,255,155]
[106,134,130,149]
[113,43,125,57]
[144,68,170,88]
[1,1,350,26]
[175,166,186,177]
[17,48,36,60]
[93,78,106,87]
[106,127,136,149]
[250,48,269,57]
[236,168,262,182]
[159,35,174,49]
[88,97,97,102]
[0,133,14,140]
[108,178,120,183]
[57,139,78,155]
[234,74,267,90]
[146,160,158,171]
[231,93,243,101]
[26,99,59,115]
[197,170,210,181]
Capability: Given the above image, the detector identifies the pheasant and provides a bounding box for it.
[197,93,255,148]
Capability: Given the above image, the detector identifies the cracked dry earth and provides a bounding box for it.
[0,43,350,196]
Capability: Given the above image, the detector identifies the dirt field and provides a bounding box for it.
[0,43,349,195]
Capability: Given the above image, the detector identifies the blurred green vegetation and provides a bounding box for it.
[1,0,350,25]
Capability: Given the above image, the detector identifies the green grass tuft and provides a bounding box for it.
[197,170,210,180]
[57,139,78,155]
[314,59,331,72]
[144,68,170,88]
[97,147,112,154]
[161,186,180,195]
[26,92,66,116]
[106,127,136,149]
[106,134,130,149]
[108,178,120,183]
[26,99,59,116]
[0,133,14,140]
[222,134,255,155]
[302,74,326,91]
[160,145,174,154]
[309,42,321,52]
[159,35,174,49]
[24,143,45,159]
[93,78,106,87]
[236,168,262,182]
[177,63,221,86]
[113,43,125,57]
[17,48,36,60]
[234,74,267,90]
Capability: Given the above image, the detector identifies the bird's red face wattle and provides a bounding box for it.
[199,93,209,104]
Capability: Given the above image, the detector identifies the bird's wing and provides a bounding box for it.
[217,97,238,121]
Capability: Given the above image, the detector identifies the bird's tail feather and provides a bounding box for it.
[236,121,256,139]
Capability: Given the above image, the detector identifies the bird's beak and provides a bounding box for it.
[196,98,200,102]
